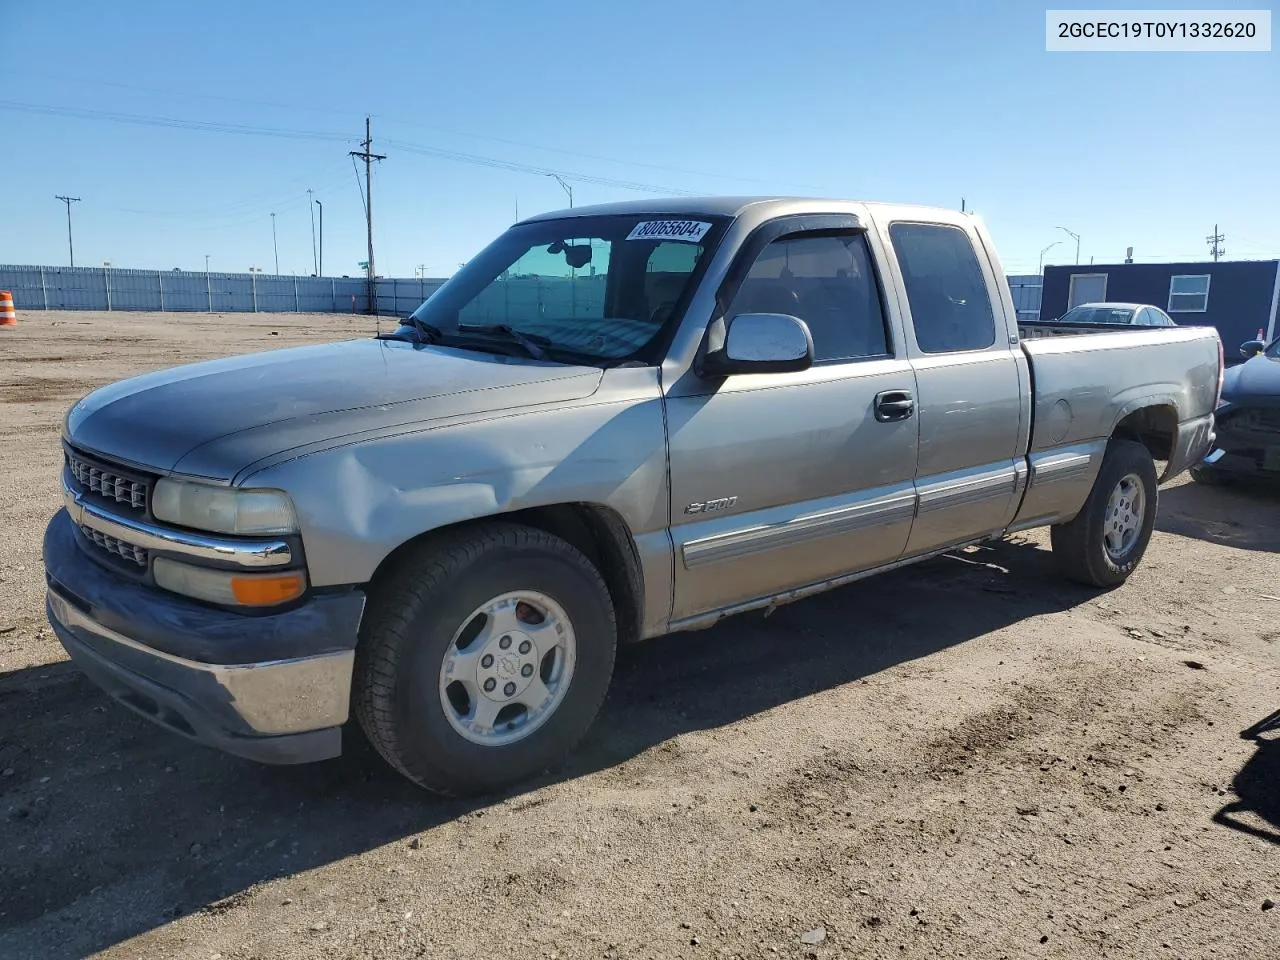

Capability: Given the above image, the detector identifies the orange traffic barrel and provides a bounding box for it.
[0,291,16,326]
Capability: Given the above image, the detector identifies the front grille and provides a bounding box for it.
[66,449,150,512]
[79,524,148,567]
[1219,407,1280,438]
[1238,407,1280,434]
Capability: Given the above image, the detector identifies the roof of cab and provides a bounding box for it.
[518,195,965,224]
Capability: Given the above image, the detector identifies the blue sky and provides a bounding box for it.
[1,1,1275,279]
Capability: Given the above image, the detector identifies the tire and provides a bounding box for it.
[1050,438,1158,588]
[353,522,617,796]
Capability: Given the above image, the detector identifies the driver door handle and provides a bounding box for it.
[874,389,915,422]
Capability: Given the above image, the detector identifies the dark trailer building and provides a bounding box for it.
[1040,259,1280,353]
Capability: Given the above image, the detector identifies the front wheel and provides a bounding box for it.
[353,522,617,796]
[1050,438,1158,588]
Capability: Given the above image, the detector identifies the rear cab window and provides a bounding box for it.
[888,222,997,353]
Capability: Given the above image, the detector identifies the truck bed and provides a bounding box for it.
[1019,319,1182,339]
[1015,321,1221,485]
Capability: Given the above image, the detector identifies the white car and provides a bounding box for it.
[1056,302,1178,327]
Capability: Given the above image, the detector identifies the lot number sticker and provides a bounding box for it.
[626,220,712,243]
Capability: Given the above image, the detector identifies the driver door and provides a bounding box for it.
[665,215,920,623]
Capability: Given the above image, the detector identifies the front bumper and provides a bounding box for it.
[1197,411,1280,480]
[43,508,366,765]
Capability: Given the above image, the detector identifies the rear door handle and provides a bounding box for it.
[874,389,915,422]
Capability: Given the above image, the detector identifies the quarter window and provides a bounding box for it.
[725,231,890,361]
[1168,274,1210,313]
[889,222,997,353]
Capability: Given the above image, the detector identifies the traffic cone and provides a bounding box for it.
[0,291,16,327]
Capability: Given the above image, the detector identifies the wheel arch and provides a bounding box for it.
[364,503,646,646]
[1111,402,1177,464]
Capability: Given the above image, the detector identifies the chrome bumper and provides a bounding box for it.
[46,591,353,757]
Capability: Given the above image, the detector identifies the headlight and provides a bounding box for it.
[153,557,306,607]
[152,479,297,536]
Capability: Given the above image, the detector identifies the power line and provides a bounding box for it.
[5,70,829,191]
[0,99,352,143]
[383,137,699,196]
[0,99,717,198]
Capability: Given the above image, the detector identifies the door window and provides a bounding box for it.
[888,223,997,353]
[725,231,890,361]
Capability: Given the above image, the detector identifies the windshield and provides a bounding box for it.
[405,213,729,364]
[1058,305,1135,325]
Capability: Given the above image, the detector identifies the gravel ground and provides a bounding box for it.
[0,311,1277,960]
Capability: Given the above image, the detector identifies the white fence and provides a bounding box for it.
[0,265,445,316]
[2,263,1045,322]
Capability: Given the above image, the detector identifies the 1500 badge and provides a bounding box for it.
[684,496,738,515]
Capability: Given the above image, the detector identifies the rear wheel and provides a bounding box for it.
[353,522,617,796]
[1050,439,1158,588]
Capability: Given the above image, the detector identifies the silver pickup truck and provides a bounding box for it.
[43,197,1223,796]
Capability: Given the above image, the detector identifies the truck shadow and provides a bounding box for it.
[1212,723,1280,846]
[1156,478,1280,552]
[0,538,1088,959]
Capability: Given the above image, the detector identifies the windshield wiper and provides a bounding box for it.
[377,316,443,345]
[456,323,551,360]
[404,317,443,344]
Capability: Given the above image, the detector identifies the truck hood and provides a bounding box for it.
[65,338,604,482]
[1222,354,1280,407]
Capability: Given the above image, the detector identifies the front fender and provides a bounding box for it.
[240,378,670,593]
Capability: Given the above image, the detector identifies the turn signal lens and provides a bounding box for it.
[154,557,306,607]
[230,573,306,606]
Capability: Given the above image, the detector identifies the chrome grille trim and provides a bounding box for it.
[62,473,294,569]
[80,525,148,567]
[66,450,149,512]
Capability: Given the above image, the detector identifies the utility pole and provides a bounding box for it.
[307,188,318,275]
[350,116,386,314]
[1206,225,1225,262]
[315,199,323,276]
[271,213,279,274]
[55,195,81,267]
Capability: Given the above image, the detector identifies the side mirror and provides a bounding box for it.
[702,313,814,376]
[1240,339,1265,359]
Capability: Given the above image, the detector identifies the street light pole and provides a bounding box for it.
[307,189,317,275]
[549,174,573,208]
[1055,226,1081,264]
[55,195,81,267]
[315,200,323,277]
[1038,241,1061,274]
[271,213,279,274]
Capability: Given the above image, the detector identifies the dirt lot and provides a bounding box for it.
[1,311,1277,960]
